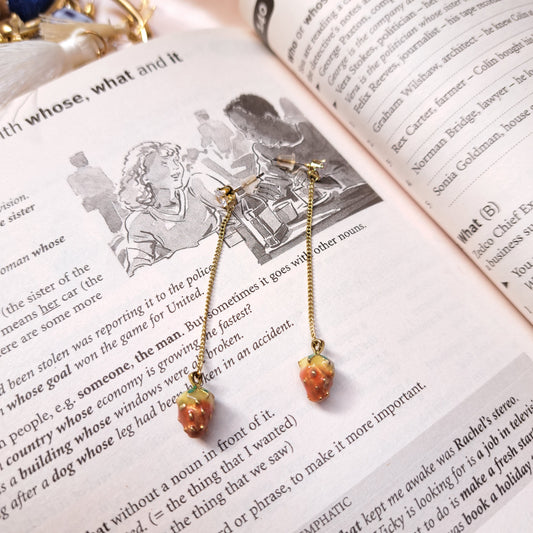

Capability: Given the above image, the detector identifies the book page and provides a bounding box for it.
[240,0,533,322]
[299,354,533,533]
[0,30,532,532]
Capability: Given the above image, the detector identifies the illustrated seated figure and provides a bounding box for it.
[118,142,220,275]
[224,94,348,209]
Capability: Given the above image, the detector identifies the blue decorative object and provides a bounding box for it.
[51,7,93,23]
[9,0,54,22]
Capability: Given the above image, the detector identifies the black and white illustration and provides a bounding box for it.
[67,94,381,275]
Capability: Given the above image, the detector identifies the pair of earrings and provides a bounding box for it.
[176,158,335,438]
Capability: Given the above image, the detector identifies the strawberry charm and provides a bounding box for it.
[299,353,334,402]
[176,384,214,438]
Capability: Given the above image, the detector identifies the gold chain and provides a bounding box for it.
[305,168,325,356]
[190,203,235,387]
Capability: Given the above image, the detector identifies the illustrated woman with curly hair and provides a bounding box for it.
[118,142,219,275]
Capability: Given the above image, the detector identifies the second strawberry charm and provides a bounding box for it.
[298,353,335,402]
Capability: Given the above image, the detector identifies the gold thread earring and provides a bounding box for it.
[176,175,259,437]
[274,155,335,402]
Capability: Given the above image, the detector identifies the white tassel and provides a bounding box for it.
[0,29,103,105]
[40,17,128,43]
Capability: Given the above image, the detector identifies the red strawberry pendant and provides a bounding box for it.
[299,354,334,402]
[176,386,215,438]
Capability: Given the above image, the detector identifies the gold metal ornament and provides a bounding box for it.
[0,0,153,43]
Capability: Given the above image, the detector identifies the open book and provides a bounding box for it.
[1,1,532,531]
